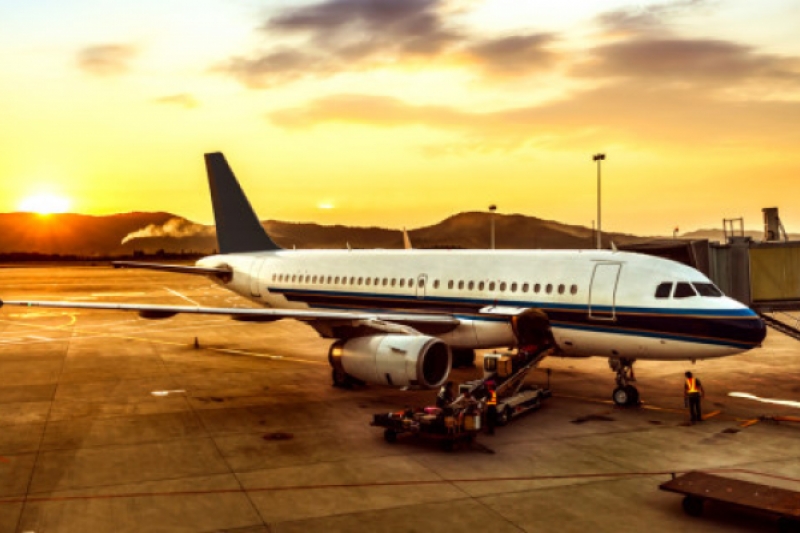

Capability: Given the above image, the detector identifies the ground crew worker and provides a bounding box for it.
[486,381,498,435]
[684,371,705,423]
[436,381,455,409]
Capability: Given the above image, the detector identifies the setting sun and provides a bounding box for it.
[18,194,71,215]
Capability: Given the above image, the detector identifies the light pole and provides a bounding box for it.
[592,153,606,249]
[489,204,497,249]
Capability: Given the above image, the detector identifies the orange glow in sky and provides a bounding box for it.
[1,0,799,235]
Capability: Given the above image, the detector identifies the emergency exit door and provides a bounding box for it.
[589,263,621,320]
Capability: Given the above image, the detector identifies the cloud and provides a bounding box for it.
[579,38,800,86]
[218,0,558,87]
[267,87,800,153]
[152,93,199,109]
[597,0,712,37]
[464,34,559,76]
[121,218,214,244]
[77,44,137,76]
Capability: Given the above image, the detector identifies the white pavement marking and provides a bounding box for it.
[164,287,201,306]
[729,391,800,409]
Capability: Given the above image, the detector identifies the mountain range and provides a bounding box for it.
[0,211,786,257]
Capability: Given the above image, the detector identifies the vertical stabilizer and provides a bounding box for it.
[204,152,281,253]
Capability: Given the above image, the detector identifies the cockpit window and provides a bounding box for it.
[693,282,723,297]
[674,282,697,298]
[655,282,673,299]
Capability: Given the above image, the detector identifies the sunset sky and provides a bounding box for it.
[2,0,799,235]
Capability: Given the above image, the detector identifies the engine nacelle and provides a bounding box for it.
[329,335,451,389]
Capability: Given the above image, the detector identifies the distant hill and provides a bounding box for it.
[0,210,667,256]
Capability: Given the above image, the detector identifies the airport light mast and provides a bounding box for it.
[489,204,497,249]
[593,153,606,250]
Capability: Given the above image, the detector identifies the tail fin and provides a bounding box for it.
[204,152,281,253]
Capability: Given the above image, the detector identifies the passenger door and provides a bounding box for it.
[589,263,621,320]
[416,274,427,300]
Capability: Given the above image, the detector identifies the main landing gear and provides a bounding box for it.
[609,358,639,407]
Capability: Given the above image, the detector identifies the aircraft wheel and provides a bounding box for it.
[682,496,704,517]
[625,385,640,406]
[612,387,630,407]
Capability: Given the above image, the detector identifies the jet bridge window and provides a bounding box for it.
[655,282,673,299]
[693,283,723,297]
[674,282,697,298]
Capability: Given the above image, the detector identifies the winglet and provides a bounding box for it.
[204,152,281,253]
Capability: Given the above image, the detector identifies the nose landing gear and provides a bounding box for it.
[609,358,639,407]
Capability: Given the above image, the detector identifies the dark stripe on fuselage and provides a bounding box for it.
[267,287,765,349]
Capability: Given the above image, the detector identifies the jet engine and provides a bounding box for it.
[328,335,451,389]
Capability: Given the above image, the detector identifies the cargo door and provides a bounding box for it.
[589,263,621,320]
[249,258,266,297]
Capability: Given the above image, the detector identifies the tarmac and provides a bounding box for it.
[1,265,800,532]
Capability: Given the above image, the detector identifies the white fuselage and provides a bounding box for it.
[198,249,765,361]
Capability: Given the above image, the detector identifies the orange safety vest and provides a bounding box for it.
[686,378,698,394]
[487,390,497,406]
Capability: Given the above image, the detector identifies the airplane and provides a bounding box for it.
[0,153,767,406]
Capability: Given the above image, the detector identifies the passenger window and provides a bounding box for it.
[433,280,439,289]
[391,279,396,287]
[448,280,454,289]
[334,276,339,284]
[418,279,425,288]
[358,277,363,285]
[399,279,405,288]
[511,282,518,292]
[365,278,371,286]
[374,277,380,285]
[383,278,388,286]
[693,283,723,297]
[478,281,485,291]
[499,282,507,291]
[570,284,578,295]
[489,282,496,291]
[409,279,415,288]
[558,284,565,294]
[522,283,529,293]
[674,282,696,298]
[468,281,474,290]
[458,281,464,290]
[534,283,541,293]
[546,284,553,294]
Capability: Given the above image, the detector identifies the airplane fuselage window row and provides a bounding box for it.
[270,273,580,296]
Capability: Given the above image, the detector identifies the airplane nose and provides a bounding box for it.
[739,315,767,346]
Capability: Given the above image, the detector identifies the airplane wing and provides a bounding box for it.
[112,261,232,281]
[0,298,460,331]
